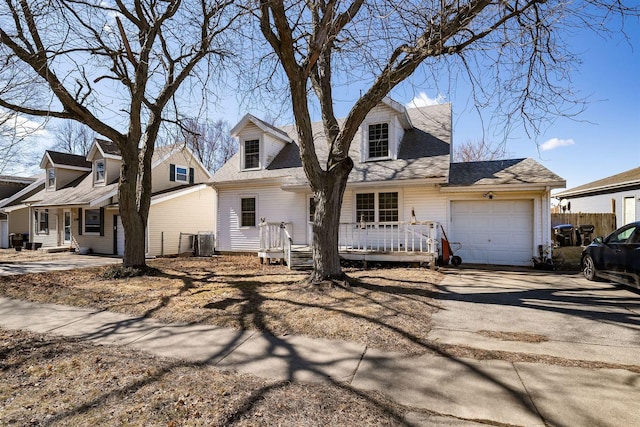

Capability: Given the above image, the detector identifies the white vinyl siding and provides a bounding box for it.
[146,186,216,257]
[263,133,288,167]
[217,184,306,252]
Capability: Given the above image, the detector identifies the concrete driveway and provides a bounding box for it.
[0,254,121,276]
[430,267,640,366]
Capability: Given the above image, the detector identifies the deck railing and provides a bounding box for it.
[259,221,292,251]
[338,221,439,254]
[259,220,439,265]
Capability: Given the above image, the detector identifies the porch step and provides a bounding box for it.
[289,249,313,270]
[38,246,74,253]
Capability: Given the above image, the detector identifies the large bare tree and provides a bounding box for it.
[0,0,235,268]
[454,139,509,163]
[254,0,637,283]
[53,121,95,157]
[177,118,237,173]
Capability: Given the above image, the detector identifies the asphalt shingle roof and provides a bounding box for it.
[24,173,118,207]
[447,158,565,187]
[555,166,640,197]
[46,151,91,169]
[96,139,121,156]
[212,103,452,187]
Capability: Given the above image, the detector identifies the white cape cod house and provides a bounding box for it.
[212,98,565,267]
[22,140,216,257]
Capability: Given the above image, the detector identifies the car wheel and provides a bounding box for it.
[582,254,597,281]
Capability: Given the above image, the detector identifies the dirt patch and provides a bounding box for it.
[0,255,442,354]
[0,328,406,426]
[552,246,583,271]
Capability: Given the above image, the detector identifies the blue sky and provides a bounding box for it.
[11,10,639,193]
[219,15,639,192]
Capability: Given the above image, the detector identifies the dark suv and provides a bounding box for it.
[581,221,640,289]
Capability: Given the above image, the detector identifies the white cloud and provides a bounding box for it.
[406,92,447,108]
[540,137,575,151]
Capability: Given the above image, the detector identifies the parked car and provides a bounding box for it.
[581,221,640,289]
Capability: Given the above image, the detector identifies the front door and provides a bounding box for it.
[63,210,72,244]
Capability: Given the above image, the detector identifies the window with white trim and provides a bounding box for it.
[47,168,55,188]
[368,123,389,159]
[175,165,188,183]
[35,209,49,234]
[378,192,398,222]
[240,197,256,227]
[356,193,375,223]
[356,191,399,224]
[243,139,260,169]
[84,209,101,234]
[94,160,105,183]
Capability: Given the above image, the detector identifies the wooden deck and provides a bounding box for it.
[258,221,440,270]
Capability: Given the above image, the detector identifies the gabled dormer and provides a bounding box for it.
[86,139,122,187]
[39,151,91,191]
[359,97,413,163]
[230,114,293,171]
[150,144,213,192]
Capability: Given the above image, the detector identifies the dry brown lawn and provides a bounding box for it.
[0,255,441,354]
[0,328,407,426]
[0,256,441,426]
[2,253,638,425]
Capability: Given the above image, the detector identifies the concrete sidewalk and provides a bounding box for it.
[0,255,121,275]
[1,296,638,426]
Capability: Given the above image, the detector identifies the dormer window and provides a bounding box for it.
[47,168,55,188]
[368,123,389,159]
[94,160,105,183]
[243,139,260,170]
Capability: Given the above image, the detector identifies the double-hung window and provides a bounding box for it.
[368,123,389,159]
[47,168,55,189]
[244,139,260,169]
[36,209,49,234]
[84,209,101,234]
[95,160,105,183]
[240,197,256,227]
[356,192,399,225]
[175,166,188,183]
[378,192,399,222]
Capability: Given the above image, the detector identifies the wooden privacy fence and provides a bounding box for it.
[551,213,617,237]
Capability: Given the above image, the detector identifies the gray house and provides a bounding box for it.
[554,167,640,228]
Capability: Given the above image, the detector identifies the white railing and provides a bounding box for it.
[259,220,292,252]
[338,221,439,254]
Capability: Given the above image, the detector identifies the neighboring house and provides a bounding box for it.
[0,175,40,248]
[22,140,216,256]
[212,98,566,267]
[554,166,640,228]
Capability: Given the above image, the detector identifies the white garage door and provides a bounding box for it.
[450,200,533,266]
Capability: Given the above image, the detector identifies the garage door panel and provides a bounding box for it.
[451,200,533,266]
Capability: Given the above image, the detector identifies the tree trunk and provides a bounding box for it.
[118,142,151,268]
[309,157,353,282]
